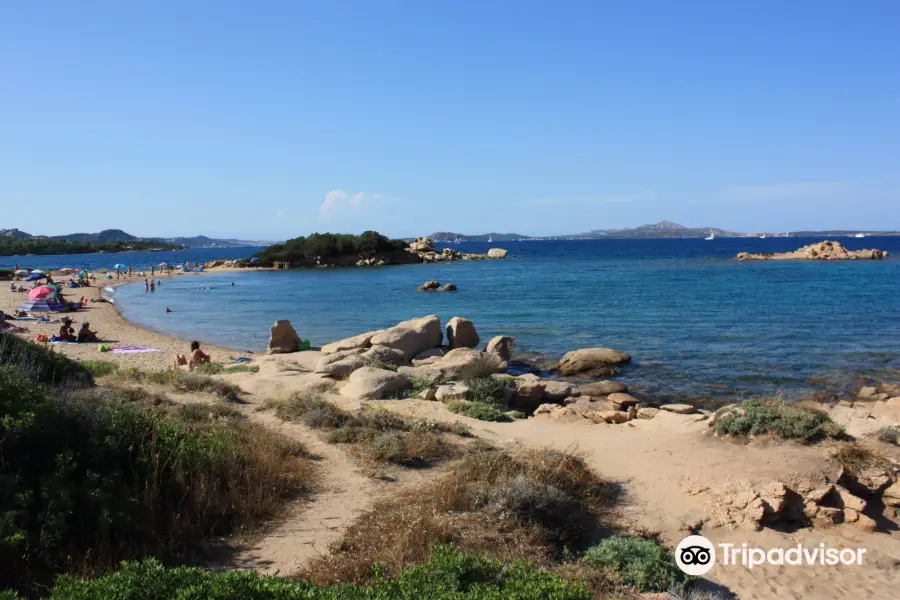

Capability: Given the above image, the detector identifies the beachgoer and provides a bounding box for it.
[151,266,155,276]
[166,307,172,312]
[150,281,155,291]
[58,317,75,342]
[145,279,149,291]
[231,282,235,286]
[174,341,210,370]
[77,322,100,343]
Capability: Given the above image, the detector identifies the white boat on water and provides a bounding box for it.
[760,234,767,239]
[705,229,715,240]
[854,233,866,238]
[487,235,493,242]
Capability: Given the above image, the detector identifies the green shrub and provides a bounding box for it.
[37,546,589,599]
[104,366,244,402]
[463,376,508,405]
[877,427,900,445]
[0,360,312,596]
[81,359,118,377]
[713,399,843,443]
[447,401,510,422]
[194,363,259,375]
[582,536,687,593]
[0,332,92,387]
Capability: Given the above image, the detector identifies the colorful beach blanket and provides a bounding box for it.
[109,346,159,354]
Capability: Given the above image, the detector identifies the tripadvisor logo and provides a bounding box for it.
[675,535,868,575]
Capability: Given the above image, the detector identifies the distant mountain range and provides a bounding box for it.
[426,221,898,241]
[0,228,273,248]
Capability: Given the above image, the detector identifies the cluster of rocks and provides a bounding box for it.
[705,462,900,533]
[418,280,457,292]
[797,383,900,428]
[534,388,700,425]
[736,240,887,261]
[408,237,508,262]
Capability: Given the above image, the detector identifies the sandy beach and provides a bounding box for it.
[1,269,250,370]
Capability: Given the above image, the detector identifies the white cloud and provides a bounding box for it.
[531,190,655,207]
[319,189,395,219]
[727,181,847,200]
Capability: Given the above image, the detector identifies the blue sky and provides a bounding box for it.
[1,1,898,239]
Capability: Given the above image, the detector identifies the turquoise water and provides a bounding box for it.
[11,239,900,401]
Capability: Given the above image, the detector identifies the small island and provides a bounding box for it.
[736,240,888,261]
[249,232,507,268]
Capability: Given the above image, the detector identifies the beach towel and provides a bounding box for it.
[109,346,159,354]
[50,340,80,345]
[232,356,253,364]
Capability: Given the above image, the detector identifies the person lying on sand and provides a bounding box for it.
[174,341,210,370]
[76,322,101,343]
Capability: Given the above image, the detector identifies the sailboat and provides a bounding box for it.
[705,229,715,240]
[760,234,767,239]
[487,235,493,243]
[854,233,866,238]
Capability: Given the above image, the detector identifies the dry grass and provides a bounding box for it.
[301,446,620,585]
[832,441,892,477]
[272,393,469,467]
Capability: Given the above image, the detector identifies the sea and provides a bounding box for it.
[5,237,900,402]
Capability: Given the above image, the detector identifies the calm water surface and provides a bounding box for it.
[8,239,900,400]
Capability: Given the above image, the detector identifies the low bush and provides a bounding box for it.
[98,364,244,402]
[0,332,93,387]
[0,351,314,596]
[305,447,619,585]
[712,399,843,443]
[876,426,900,445]
[447,400,510,421]
[81,359,118,377]
[194,362,259,375]
[831,441,891,477]
[5,547,589,599]
[274,395,465,466]
[463,376,508,405]
[582,535,687,593]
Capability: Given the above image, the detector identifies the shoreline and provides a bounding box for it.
[2,269,251,370]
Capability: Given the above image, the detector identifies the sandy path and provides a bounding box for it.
[225,411,379,575]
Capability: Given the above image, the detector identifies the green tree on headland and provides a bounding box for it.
[253,231,407,264]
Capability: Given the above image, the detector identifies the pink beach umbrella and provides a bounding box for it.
[28,286,56,301]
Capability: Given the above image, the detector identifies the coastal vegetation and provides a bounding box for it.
[712,399,844,443]
[0,334,314,597]
[252,231,407,264]
[271,394,469,466]
[0,237,179,257]
[81,359,244,402]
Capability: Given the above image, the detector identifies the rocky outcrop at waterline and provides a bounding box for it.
[736,240,887,261]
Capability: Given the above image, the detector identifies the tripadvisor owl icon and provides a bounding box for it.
[676,535,716,575]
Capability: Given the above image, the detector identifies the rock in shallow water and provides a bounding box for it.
[557,347,631,376]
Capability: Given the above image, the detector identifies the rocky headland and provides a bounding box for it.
[736,240,888,261]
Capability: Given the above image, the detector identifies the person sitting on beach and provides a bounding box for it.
[174,341,210,370]
[76,322,100,343]
[58,318,76,342]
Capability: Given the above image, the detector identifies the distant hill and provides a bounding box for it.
[0,228,270,248]
[424,222,740,241]
[53,229,138,243]
[0,228,33,239]
[427,232,533,242]
[571,220,740,239]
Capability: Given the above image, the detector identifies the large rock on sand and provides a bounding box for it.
[446,317,480,349]
[315,349,367,377]
[340,367,412,400]
[267,320,302,354]
[399,348,504,382]
[360,345,408,366]
[321,330,381,354]
[486,336,515,362]
[557,348,631,376]
[370,315,443,359]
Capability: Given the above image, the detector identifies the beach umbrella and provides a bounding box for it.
[28,286,56,301]
[159,262,168,267]
[19,298,70,312]
[250,257,260,262]
[113,263,127,270]
[31,269,47,275]
[14,269,29,275]
[58,268,74,274]
[25,273,47,282]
